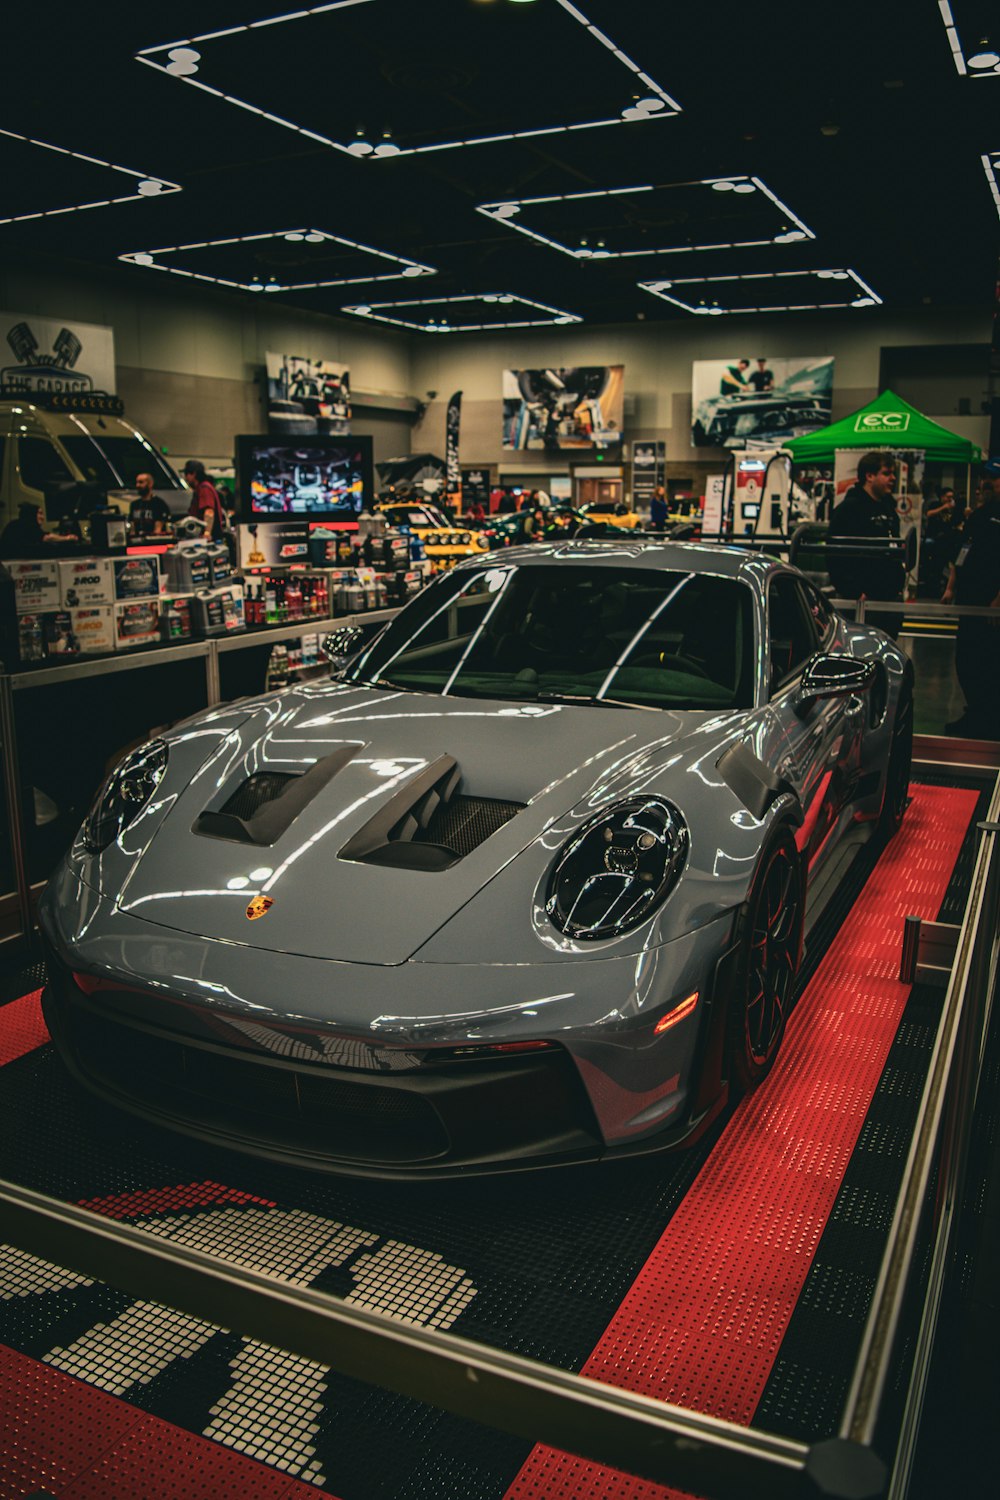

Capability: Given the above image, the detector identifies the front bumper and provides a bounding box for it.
[39,871,736,1179]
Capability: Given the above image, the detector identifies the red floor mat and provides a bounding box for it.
[0,1342,338,1499]
[505,783,980,1499]
[0,989,46,1068]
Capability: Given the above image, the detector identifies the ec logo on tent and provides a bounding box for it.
[854,412,910,433]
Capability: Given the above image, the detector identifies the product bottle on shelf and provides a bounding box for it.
[264,577,278,624]
[286,577,303,620]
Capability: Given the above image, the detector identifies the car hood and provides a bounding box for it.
[109,681,746,964]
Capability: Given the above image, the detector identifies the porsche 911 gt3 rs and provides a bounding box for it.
[40,540,912,1177]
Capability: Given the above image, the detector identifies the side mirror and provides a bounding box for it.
[795,653,875,715]
[320,625,364,673]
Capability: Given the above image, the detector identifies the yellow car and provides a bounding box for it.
[580,500,642,530]
[376,501,490,569]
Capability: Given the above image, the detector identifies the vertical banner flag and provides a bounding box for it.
[445,391,462,499]
[632,441,665,508]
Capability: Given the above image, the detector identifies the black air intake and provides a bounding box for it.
[194,744,362,845]
[340,755,524,871]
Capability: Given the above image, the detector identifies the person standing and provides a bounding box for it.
[649,483,669,531]
[183,461,226,542]
[827,451,904,635]
[720,359,751,396]
[129,473,172,538]
[748,358,774,393]
[941,467,1000,738]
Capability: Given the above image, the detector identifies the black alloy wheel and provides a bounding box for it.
[730,829,803,1094]
[878,683,913,838]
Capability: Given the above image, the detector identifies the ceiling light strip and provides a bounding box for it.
[476,176,814,258]
[938,1,968,74]
[138,0,680,156]
[0,128,180,225]
[135,0,372,54]
[639,268,881,314]
[555,0,681,111]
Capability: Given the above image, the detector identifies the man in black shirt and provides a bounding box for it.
[827,451,904,635]
[128,473,172,537]
[748,358,774,393]
[942,468,1000,738]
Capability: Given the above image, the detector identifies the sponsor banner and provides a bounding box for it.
[445,390,462,495]
[265,353,351,435]
[631,440,665,505]
[702,474,726,538]
[0,311,116,395]
[691,356,833,450]
[461,466,490,509]
[503,365,624,451]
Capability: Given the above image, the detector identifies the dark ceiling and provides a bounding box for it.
[3,0,999,334]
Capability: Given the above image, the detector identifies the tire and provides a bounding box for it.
[728,827,803,1095]
[878,681,913,838]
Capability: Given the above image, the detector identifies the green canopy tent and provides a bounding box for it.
[784,388,982,463]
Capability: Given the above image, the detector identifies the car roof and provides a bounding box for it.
[454,537,780,583]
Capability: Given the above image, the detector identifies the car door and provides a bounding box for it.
[761,573,859,876]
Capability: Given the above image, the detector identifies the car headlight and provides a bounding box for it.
[425,532,439,546]
[83,739,169,854]
[546,797,688,940]
[458,531,471,545]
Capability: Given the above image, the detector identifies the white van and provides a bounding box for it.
[0,396,187,531]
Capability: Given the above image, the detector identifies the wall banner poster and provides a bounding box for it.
[445,391,462,496]
[691,356,833,450]
[503,366,624,450]
[632,440,665,505]
[265,353,350,435]
[0,311,116,395]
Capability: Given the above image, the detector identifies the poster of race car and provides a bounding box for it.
[265,352,351,436]
[691,356,833,449]
[503,365,624,450]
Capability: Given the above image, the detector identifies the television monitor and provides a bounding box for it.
[235,434,373,521]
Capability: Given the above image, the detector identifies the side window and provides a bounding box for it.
[802,581,834,645]
[17,436,73,493]
[767,575,816,690]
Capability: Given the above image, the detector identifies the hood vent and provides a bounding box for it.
[340,754,524,872]
[193,743,362,846]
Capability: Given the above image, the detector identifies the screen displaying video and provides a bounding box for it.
[236,436,372,520]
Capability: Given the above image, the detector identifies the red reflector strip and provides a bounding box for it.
[505,782,979,1499]
[0,990,48,1068]
[445,1039,554,1058]
[654,992,699,1035]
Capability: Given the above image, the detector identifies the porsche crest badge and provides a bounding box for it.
[246,895,274,921]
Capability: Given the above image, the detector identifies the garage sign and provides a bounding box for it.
[0,310,116,395]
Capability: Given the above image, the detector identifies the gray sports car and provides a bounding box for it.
[40,541,912,1177]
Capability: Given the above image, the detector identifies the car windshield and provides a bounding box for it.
[60,434,183,490]
[346,563,755,710]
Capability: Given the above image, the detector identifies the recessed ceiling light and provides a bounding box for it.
[138,2,682,157]
[118,227,435,290]
[340,292,582,332]
[968,49,1000,68]
[477,175,814,259]
[639,267,881,315]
